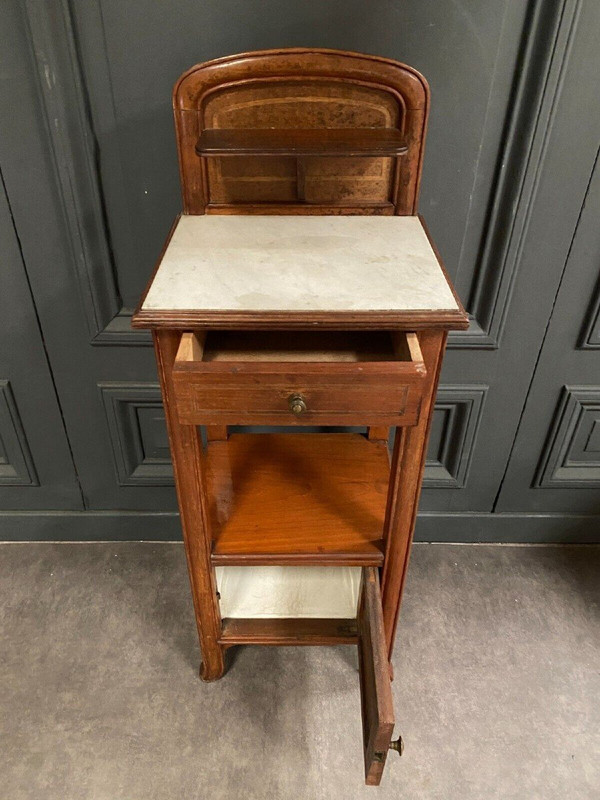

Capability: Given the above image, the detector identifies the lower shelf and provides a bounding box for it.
[218,566,397,785]
[215,565,361,618]
[219,617,358,646]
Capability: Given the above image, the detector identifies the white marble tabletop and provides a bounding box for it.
[142,215,459,313]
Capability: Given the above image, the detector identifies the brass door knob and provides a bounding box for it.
[389,736,403,757]
[288,393,307,416]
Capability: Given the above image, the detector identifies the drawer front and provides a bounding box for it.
[172,369,423,426]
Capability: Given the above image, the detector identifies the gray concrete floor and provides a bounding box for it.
[1,542,598,800]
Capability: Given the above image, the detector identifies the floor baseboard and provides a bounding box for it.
[0,511,598,543]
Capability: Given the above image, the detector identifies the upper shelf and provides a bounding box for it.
[195,128,408,158]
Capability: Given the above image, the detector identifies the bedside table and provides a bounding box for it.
[132,50,468,786]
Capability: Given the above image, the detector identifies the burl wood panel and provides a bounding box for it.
[172,48,429,215]
[203,82,399,206]
[205,433,390,566]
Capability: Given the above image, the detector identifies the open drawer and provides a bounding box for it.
[216,566,399,785]
[172,330,426,426]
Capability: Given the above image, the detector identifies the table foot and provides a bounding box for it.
[200,657,226,682]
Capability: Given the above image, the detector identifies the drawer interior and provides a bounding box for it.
[176,329,423,365]
[216,565,361,618]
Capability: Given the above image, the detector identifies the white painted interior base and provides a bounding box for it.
[215,566,362,618]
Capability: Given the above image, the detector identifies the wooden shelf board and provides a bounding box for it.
[207,433,389,565]
[219,617,358,646]
[196,128,407,157]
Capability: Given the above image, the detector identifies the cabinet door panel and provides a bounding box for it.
[358,567,396,786]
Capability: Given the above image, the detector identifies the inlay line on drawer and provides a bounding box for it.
[172,330,426,426]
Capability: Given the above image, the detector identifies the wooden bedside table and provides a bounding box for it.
[132,49,468,786]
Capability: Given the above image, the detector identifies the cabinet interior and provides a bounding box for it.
[215,565,362,618]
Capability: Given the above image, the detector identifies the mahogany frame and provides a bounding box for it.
[133,50,468,687]
[172,47,430,216]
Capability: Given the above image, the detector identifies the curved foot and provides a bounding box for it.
[199,650,226,682]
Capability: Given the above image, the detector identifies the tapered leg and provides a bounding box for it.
[367,426,390,442]
[153,329,225,681]
[206,425,229,442]
[381,330,447,660]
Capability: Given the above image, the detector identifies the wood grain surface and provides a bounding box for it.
[196,127,407,157]
[358,567,395,785]
[172,330,426,427]
[206,433,389,566]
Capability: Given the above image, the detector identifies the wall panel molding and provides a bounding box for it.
[21,0,121,339]
[100,383,173,486]
[535,386,600,487]
[94,308,151,346]
[0,511,597,544]
[579,281,600,349]
[0,381,38,486]
[449,0,583,349]
[424,386,487,487]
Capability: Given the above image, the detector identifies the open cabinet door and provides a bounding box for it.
[358,567,398,785]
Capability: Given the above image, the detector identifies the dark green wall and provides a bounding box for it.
[0,0,598,541]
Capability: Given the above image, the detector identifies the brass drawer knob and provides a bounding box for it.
[389,736,404,757]
[288,393,307,416]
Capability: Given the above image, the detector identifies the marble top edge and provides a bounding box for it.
[141,214,461,314]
